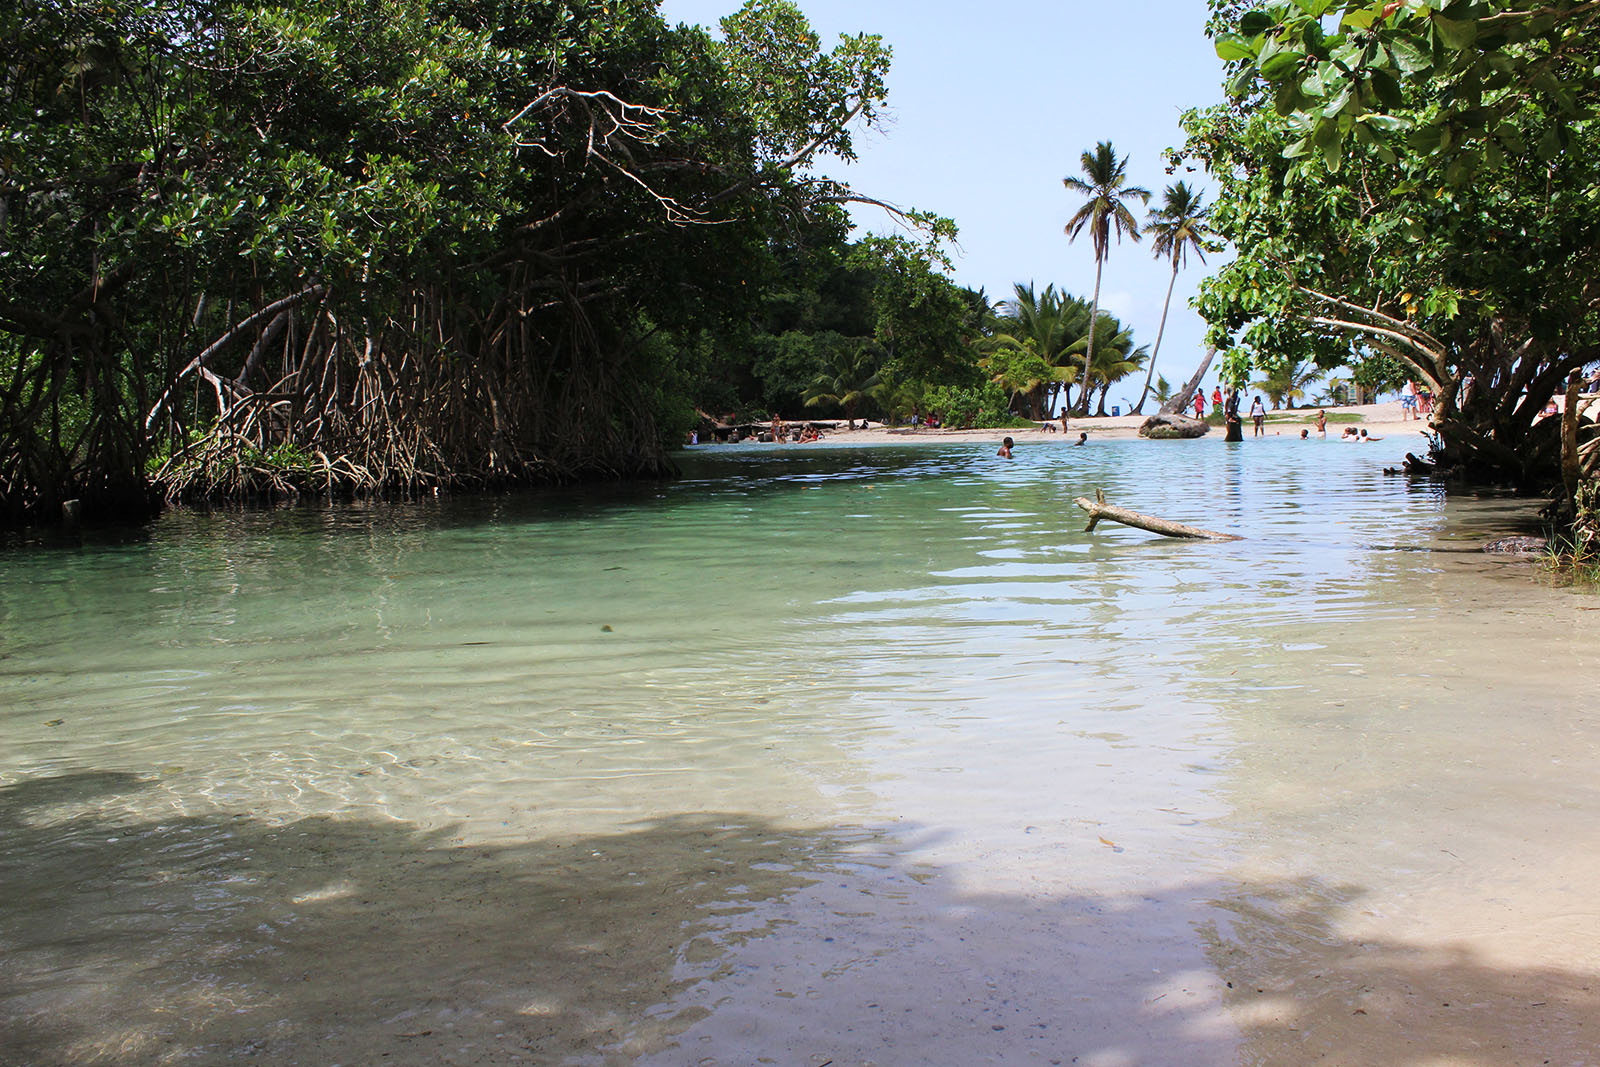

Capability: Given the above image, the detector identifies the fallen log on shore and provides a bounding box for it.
[1072,490,1242,541]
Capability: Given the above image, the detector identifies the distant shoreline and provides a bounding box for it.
[706,401,1433,447]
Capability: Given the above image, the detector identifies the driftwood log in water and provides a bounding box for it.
[1073,490,1243,541]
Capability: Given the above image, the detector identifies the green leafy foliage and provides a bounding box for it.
[0,0,956,521]
[1188,0,1600,492]
[921,382,1015,429]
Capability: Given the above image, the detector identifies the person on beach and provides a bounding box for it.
[1194,391,1206,419]
[1400,380,1417,420]
[1212,386,1223,412]
[1249,395,1266,436]
[1059,411,1069,433]
[997,436,1013,458]
[1314,408,1327,437]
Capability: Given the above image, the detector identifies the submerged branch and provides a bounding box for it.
[1072,489,1242,541]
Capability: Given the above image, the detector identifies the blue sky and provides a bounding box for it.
[659,0,1236,409]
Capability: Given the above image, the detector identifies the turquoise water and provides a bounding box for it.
[2,436,1596,1065]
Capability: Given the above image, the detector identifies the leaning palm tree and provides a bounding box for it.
[1134,181,1212,414]
[1063,141,1150,415]
[1162,345,1217,415]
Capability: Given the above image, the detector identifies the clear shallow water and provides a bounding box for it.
[2,436,1597,1065]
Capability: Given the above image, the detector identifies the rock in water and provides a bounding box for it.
[1139,414,1210,440]
[1482,536,1548,555]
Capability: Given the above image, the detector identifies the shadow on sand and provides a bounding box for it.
[1,772,1595,1066]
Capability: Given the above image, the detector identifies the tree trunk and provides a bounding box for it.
[1080,257,1104,417]
[1161,345,1216,415]
[1074,490,1242,540]
[1133,261,1179,415]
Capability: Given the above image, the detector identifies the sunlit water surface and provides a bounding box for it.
[3,436,1598,1066]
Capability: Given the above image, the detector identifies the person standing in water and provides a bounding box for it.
[997,436,1014,458]
[1314,408,1327,438]
[1249,395,1266,436]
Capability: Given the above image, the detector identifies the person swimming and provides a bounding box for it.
[1074,432,1088,445]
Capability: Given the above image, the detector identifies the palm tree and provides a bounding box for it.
[1253,360,1323,410]
[803,343,883,421]
[1162,345,1217,415]
[1134,181,1212,414]
[1068,313,1147,415]
[1063,141,1150,415]
[985,283,1092,416]
[1152,374,1174,406]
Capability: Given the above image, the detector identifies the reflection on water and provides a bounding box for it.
[2,436,1597,1064]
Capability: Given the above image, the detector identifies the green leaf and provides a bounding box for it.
[1369,68,1404,108]
[1386,35,1432,75]
[1283,135,1312,158]
[1445,151,1477,184]
[1228,62,1259,97]
[1260,46,1304,80]
[1273,78,1305,115]
[1238,11,1275,35]
[1536,125,1562,161]
[1341,9,1376,30]
[1215,33,1255,62]
[1321,87,1353,119]
[1358,113,1410,133]
[1430,13,1478,50]
[1406,124,1443,151]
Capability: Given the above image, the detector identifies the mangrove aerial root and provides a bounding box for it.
[1073,489,1243,541]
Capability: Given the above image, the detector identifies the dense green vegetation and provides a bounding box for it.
[1186,0,1598,547]
[0,0,983,522]
[2,0,1170,524]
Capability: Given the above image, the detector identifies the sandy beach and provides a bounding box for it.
[774,401,1434,447]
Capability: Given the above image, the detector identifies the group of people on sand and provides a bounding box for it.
[1399,379,1434,420]
[1194,387,1271,437]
